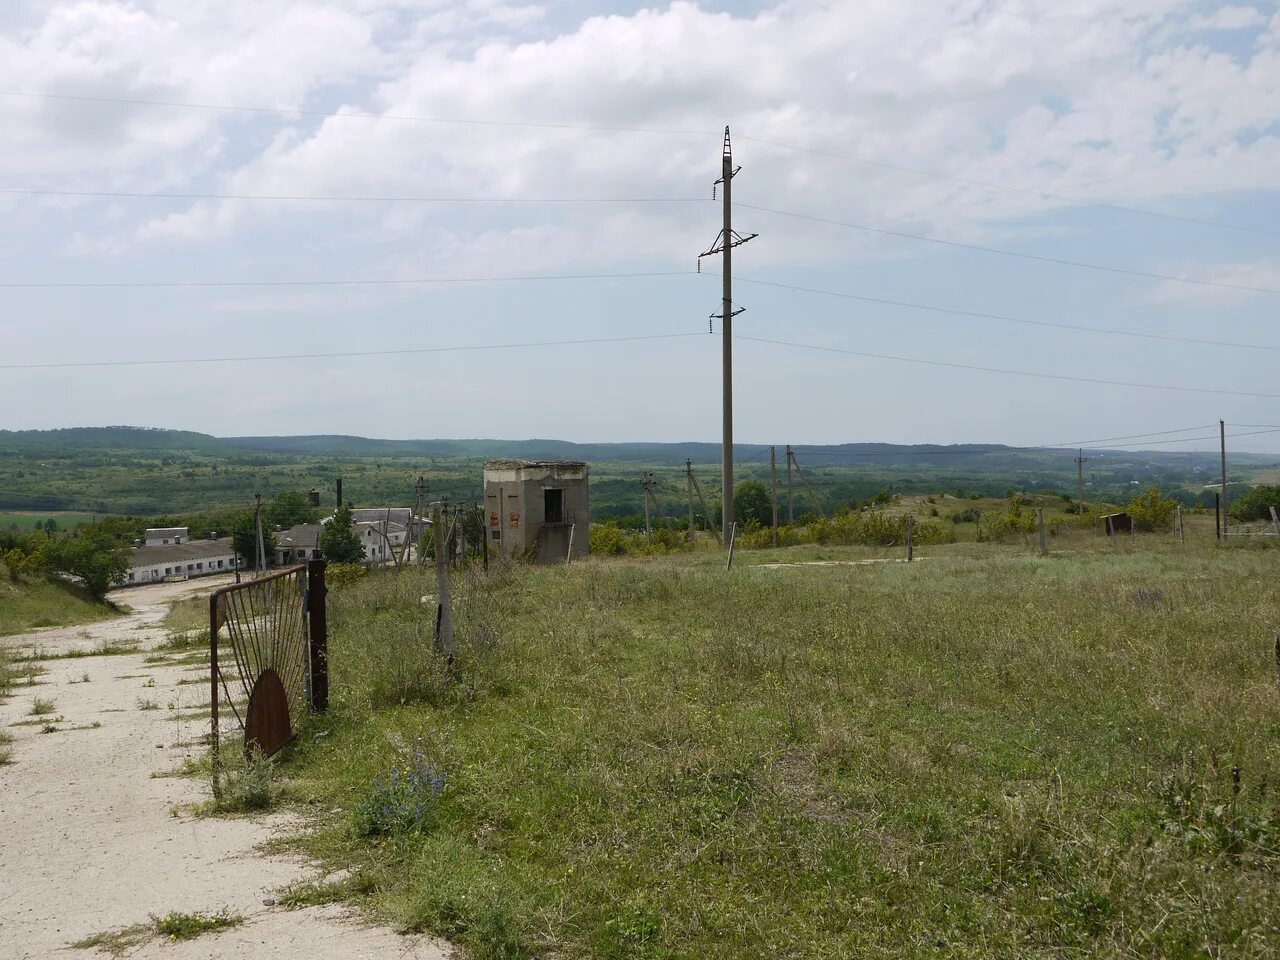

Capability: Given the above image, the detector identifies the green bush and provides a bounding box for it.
[1127,487,1177,532]
[1229,485,1280,522]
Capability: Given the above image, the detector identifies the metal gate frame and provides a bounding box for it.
[208,559,327,791]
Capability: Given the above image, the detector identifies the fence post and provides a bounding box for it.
[906,515,914,562]
[1037,507,1047,556]
[307,558,328,712]
[1177,505,1185,544]
[432,502,454,659]
[566,523,576,564]
[209,591,221,799]
[726,521,738,570]
[1270,506,1280,538]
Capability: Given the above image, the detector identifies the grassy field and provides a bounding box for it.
[0,510,99,532]
[0,562,120,636]
[269,532,1280,959]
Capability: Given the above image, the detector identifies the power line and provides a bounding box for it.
[1051,425,1216,447]
[0,89,709,137]
[0,332,704,370]
[1084,427,1280,450]
[0,269,694,289]
[0,187,707,204]
[736,334,1280,399]
[735,134,1278,238]
[737,203,1280,295]
[730,275,1280,352]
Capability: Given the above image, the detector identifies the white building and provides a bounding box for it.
[275,516,410,565]
[120,536,243,586]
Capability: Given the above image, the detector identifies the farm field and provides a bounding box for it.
[0,510,99,532]
[279,533,1280,959]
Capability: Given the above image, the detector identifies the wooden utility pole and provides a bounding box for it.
[1220,420,1229,539]
[905,515,914,562]
[769,446,779,547]
[698,127,755,545]
[785,444,794,524]
[1074,450,1087,512]
[1215,492,1222,540]
[1177,505,1185,544]
[686,460,696,543]
[431,502,453,658]
[1037,507,1047,556]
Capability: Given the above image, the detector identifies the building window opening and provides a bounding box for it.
[544,488,565,524]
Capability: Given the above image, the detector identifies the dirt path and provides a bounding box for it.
[0,577,449,959]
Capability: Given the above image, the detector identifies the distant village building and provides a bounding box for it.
[483,459,589,563]
[275,515,411,566]
[121,527,243,585]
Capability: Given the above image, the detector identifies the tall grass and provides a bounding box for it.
[286,539,1280,958]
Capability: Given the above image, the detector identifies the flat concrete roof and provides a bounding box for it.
[484,459,587,470]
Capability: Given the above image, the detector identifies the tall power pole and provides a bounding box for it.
[785,444,794,524]
[1074,450,1087,512]
[1220,419,1228,539]
[698,127,755,541]
[769,445,779,547]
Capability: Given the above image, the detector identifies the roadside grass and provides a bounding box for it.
[72,910,242,956]
[279,538,1280,959]
[29,696,56,716]
[0,563,120,636]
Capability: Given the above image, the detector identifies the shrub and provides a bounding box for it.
[1127,487,1177,532]
[589,522,628,556]
[1230,485,1280,522]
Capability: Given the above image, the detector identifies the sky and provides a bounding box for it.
[1,0,1279,452]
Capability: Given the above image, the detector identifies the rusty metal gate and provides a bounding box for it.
[209,560,327,789]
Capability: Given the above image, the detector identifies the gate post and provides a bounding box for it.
[209,591,221,798]
[307,558,328,712]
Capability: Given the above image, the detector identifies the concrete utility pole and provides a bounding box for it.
[698,127,755,543]
[254,493,265,576]
[335,477,343,510]
[1220,420,1229,539]
[1074,450,1087,512]
[431,502,453,659]
[786,444,794,524]
[686,460,695,543]
[769,446,779,547]
[641,472,653,541]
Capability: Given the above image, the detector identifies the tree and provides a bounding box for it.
[232,514,276,570]
[733,479,774,527]
[1229,484,1280,522]
[34,532,129,600]
[266,490,320,529]
[319,506,365,564]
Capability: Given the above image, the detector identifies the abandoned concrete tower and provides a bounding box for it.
[483,459,589,563]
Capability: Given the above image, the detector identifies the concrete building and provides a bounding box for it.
[483,459,588,563]
[275,517,409,566]
[144,527,189,546]
[121,537,243,586]
[275,523,324,565]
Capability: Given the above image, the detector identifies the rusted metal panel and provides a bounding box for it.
[244,668,294,758]
[209,564,310,791]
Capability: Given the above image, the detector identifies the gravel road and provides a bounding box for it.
[0,576,448,959]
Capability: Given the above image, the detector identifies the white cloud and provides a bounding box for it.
[1187,5,1267,31]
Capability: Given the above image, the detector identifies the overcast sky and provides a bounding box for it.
[1,1,1278,452]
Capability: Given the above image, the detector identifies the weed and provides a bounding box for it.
[153,909,242,940]
[353,749,446,836]
[29,695,55,715]
[136,698,159,711]
[212,748,275,813]
[40,723,59,734]
[70,923,150,956]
